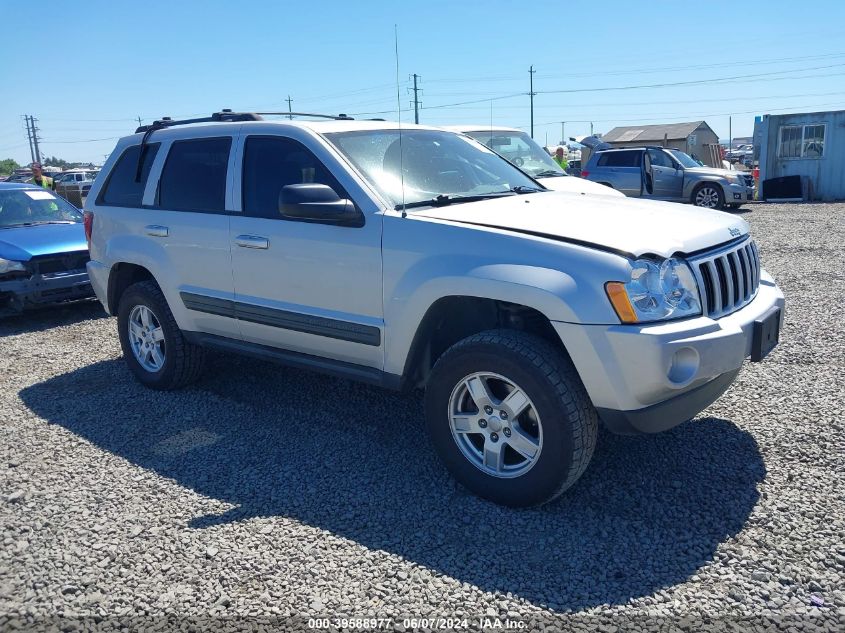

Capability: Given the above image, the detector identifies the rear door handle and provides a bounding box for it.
[235,235,269,249]
[145,225,168,237]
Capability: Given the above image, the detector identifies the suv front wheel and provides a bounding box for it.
[692,182,724,209]
[425,330,597,507]
[117,280,206,390]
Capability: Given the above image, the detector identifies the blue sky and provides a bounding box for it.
[2,0,844,164]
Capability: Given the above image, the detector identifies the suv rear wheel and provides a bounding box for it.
[424,329,597,507]
[692,183,724,209]
[117,280,205,390]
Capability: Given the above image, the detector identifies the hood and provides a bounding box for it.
[685,166,739,179]
[413,191,749,258]
[539,175,626,197]
[0,223,87,261]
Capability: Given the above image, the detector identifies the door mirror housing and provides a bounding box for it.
[278,183,363,227]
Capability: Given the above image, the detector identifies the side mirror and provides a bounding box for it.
[278,183,363,227]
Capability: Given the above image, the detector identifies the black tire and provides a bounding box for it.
[691,182,725,209]
[424,329,598,507]
[117,280,205,390]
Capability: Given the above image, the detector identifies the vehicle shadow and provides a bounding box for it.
[0,300,105,336]
[20,355,765,611]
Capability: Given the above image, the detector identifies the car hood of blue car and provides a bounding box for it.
[0,223,87,261]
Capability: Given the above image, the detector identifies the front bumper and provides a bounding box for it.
[0,270,94,316]
[553,270,785,434]
[726,182,754,203]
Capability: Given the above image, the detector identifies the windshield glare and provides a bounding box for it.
[464,130,566,178]
[668,150,702,169]
[0,189,82,228]
[325,130,542,208]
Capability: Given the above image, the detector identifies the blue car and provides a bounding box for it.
[0,183,94,317]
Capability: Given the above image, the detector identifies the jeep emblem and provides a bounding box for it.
[729,227,742,237]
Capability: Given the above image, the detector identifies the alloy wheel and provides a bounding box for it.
[447,372,543,478]
[127,305,166,372]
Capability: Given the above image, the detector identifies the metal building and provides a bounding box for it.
[755,109,844,201]
[601,121,721,166]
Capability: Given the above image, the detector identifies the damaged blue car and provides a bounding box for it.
[0,183,94,317]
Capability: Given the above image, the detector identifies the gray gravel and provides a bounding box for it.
[1,202,843,632]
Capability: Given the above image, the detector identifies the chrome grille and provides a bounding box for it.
[690,239,760,318]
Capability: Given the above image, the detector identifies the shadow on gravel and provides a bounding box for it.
[20,355,765,611]
[0,300,105,336]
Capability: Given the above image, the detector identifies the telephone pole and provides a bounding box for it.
[286,96,293,120]
[29,116,42,164]
[560,121,565,146]
[410,74,421,124]
[23,115,34,163]
[137,116,143,128]
[529,66,536,139]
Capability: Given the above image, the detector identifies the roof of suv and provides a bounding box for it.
[114,119,450,147]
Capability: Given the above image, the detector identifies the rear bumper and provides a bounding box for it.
[86,260,111,314]
[0,270,93,316]
[553,270,785,433]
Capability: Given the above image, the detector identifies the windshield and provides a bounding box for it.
[0,188,82,228]
[463,129,566,178]
[668,149,703,169]
[324,129,542,209]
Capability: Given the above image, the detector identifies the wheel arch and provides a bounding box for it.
[400,295,572,390]
[107,262,157,314]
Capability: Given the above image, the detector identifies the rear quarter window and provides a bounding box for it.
[99,143,160,207]
[158,137,231,212]
[597,151,642,167]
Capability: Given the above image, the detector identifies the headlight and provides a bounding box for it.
[0,258,27,274]
[724,173,743,185]
[605,258,701,323]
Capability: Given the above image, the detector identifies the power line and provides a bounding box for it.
[536,62,845,95]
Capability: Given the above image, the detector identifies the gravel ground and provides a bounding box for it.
[1,202,843,632]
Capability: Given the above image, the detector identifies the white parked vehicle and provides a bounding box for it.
[447,126,624,197]
[85,112,784,507]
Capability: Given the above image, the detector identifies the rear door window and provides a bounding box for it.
[99,143,160,207]
[597,151,642,167]
[158,137,232,212]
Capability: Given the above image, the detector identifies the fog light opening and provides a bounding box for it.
[668,347,699,385]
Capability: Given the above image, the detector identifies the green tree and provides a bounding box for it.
[0,158,20,176]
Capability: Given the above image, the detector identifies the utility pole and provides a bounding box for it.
[137,116,143,128]
[560,121,565,146]
[590,121,594,136]
[286,96,293,120]
[410,74,421,124]
[23,115,34,164]
[529,65,536,139]
[30,116,42,164]
[729,115,732,152]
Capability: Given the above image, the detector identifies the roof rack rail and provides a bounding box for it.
[253,112,354,120]
[135,109,263,133]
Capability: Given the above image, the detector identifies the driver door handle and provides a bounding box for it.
[235,235,269,249]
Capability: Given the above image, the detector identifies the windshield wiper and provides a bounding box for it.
[396,191,517,210]
[13,220,78,226]
[534,170,566,178]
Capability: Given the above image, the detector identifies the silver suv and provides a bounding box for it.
[582,144,754,209]
[84,111,784,507]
